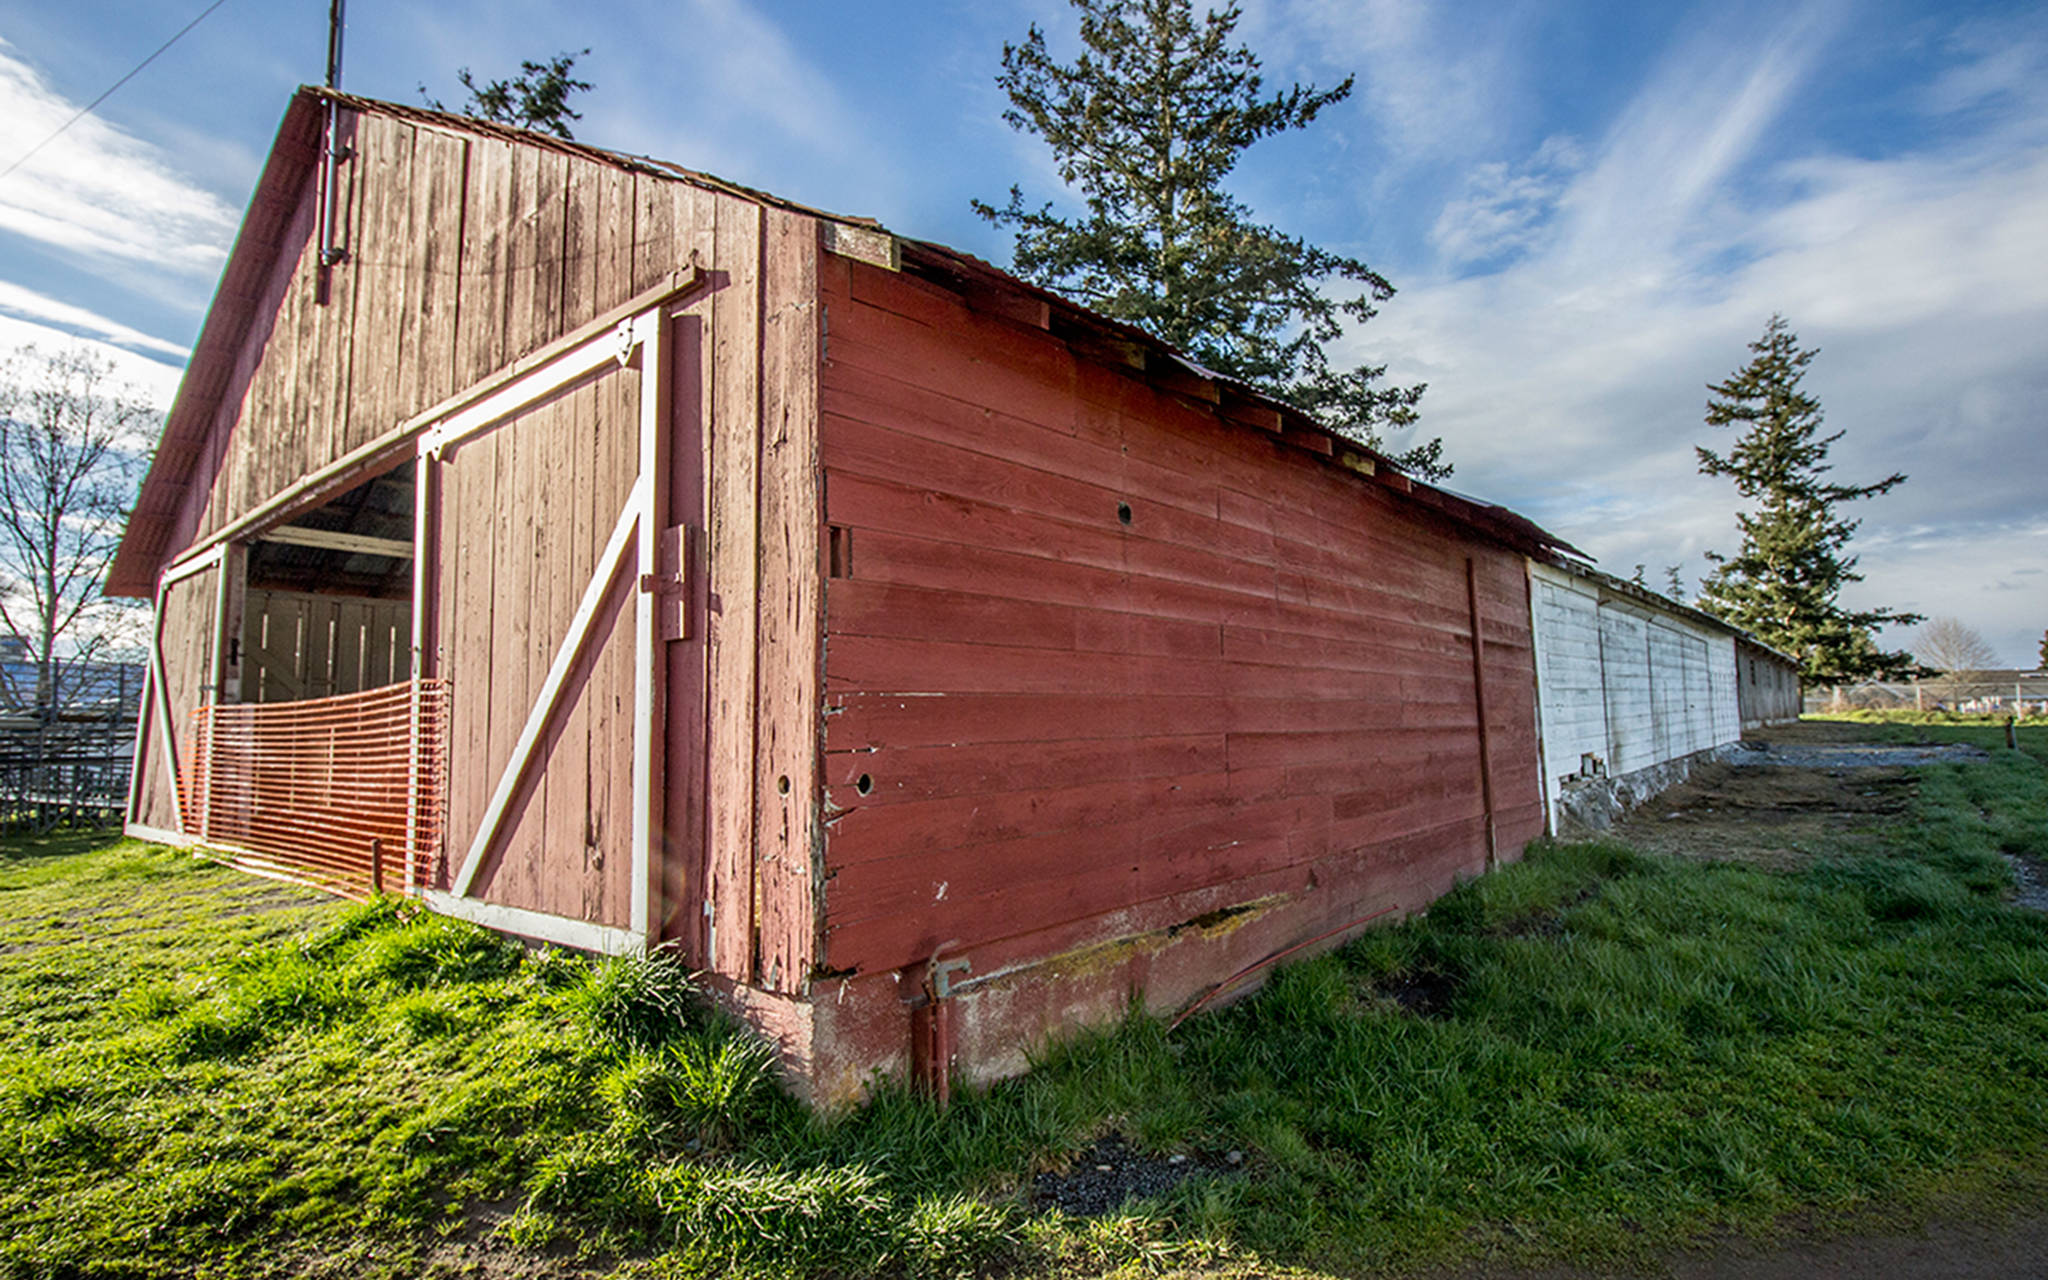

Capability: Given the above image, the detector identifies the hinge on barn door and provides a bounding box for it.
[639,523,690,641]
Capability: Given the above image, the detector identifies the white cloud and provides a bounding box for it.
[1430,135,1582,266]
[1285,0,1524,166]
[580,0,895,216]
[0,40,238,274]
[0,279,188,360]
[1548,0,1842,279]
[1349,5,2048,667]
[0,312,183,410]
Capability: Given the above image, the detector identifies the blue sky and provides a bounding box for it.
[1,0,2043,665]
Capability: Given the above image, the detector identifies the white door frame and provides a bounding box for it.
[419,297,682,956]
[124,542,228,845]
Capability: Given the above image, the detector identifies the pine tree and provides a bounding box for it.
[423,50,592,140]
[2037,628,2047,672]
[976,0,1443,477]
[1695,316,1919,682]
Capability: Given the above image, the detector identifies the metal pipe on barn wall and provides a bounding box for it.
[317,0,350,288]
[910,950,971,1109]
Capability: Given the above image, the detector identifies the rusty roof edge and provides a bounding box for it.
[307,87,888,231]
[106,92,327,599]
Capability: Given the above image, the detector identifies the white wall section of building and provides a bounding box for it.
[1528,561,1744,832]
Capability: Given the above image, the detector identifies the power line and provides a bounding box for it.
[0,0,233,186]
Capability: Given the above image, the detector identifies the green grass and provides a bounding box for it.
[3,729,2047,1277]
[1807,710,2048,769]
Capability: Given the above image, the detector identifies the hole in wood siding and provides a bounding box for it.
[856,773,874,796]
[778,775,791,796]
[829,525,853,577]
[1117,501,1133,525]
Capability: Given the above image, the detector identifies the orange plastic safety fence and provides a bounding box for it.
[182,680,450,898]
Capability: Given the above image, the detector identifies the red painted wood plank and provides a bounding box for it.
[1225,726,1484,773]
[825,802,1494,975]
[823,361,1219,519]
[754,204,823,993]
[823,731,1226,810]
[829,295,1077,419]
[827,690,1229,752]
[828,791,1319,928]
[827,467,1488,638]
[825,770,1234,868]
[398,128,466,416]
[704,193,763,980]
[824,633,1230,699]
[826,579,1080,651]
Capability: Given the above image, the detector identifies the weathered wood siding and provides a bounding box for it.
[241,588,409,703]
[430,372,642,927]
[816,256,1544,980]
[1528,562,1743,820]
[133,566,219,834]
[140,105,823,983]
[1736,638,1801,728]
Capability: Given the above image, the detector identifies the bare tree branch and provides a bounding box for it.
[0,345,155,716]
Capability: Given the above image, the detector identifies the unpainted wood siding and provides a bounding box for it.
[144,108,822,984]
[1736,639,1801,728]
[1528,562,1742,819]
[133,566,219,833]
[816,257,1545,979]
[241,588,409,703]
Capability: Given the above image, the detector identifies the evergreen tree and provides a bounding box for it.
[423,50,592,139]
[977,0,1443,477]
[1695,316,1919,682]
[2037,627,2047,672]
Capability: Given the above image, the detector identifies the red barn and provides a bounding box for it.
[111,91,1568,1103]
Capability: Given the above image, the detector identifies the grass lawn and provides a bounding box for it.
[2,722,2046,1278]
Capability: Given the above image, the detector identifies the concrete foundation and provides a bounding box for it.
[1552,744,1734,837]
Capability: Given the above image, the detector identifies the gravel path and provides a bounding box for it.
[2007,853,2048,913]
[1722,742,1992,769]
[1030,1132,1239,1215]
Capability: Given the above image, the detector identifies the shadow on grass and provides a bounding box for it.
[0,826,127,867]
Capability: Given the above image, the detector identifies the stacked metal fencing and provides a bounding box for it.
[0,658,143,830]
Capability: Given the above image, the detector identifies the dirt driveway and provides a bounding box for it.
[1604,720,1987,871]
[1444,1211,2048,1279]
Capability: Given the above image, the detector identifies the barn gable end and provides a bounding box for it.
[114,91,826,992]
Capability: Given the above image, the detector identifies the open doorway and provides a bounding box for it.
[234,463,415,704]
[175,459,445,896]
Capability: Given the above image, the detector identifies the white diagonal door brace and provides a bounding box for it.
[422,290,685,956]
[450,477,646,898]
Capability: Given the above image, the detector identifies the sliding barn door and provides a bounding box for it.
[127,559,221,839]
[420,298,694,955]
